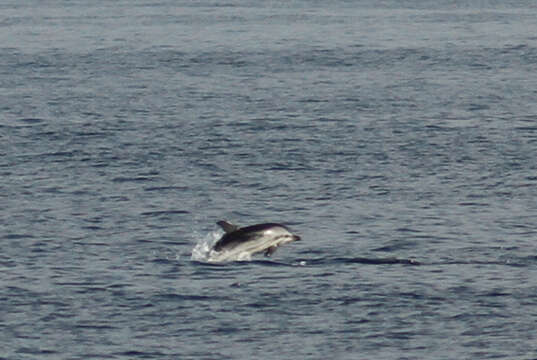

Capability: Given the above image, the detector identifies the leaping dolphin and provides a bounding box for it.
[208,220,301,262]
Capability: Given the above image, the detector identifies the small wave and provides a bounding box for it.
[144,186,188,192]
[335,257,421,265]
[16,117,45,126]
[4,233,35,240]
[297,257,421,266]
[242,259,299,267]
[140,209,189,217]
[112,176,154,183]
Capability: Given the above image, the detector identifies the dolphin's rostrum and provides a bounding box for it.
[208,220,301,262]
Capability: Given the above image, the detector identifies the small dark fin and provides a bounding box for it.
[217,220,239,233]
[264,246,278,257]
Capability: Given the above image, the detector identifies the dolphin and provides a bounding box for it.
[208,220,301,262]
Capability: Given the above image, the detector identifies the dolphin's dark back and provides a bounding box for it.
[213,223,289,252]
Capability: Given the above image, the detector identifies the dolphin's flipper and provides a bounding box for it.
[264,246,278,257]
[217,220,239,233]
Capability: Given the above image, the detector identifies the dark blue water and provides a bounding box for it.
[2,1,537,359]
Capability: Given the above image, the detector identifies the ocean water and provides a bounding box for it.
[2,0,537,359]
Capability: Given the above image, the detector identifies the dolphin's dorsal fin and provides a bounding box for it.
[217,220,239,233]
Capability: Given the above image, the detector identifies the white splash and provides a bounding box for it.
[190,230,253,263]
[190,230,221,262]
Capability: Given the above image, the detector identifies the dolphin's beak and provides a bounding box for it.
[293,235,301,241]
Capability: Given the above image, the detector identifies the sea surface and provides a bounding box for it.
[2,0,537,359]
